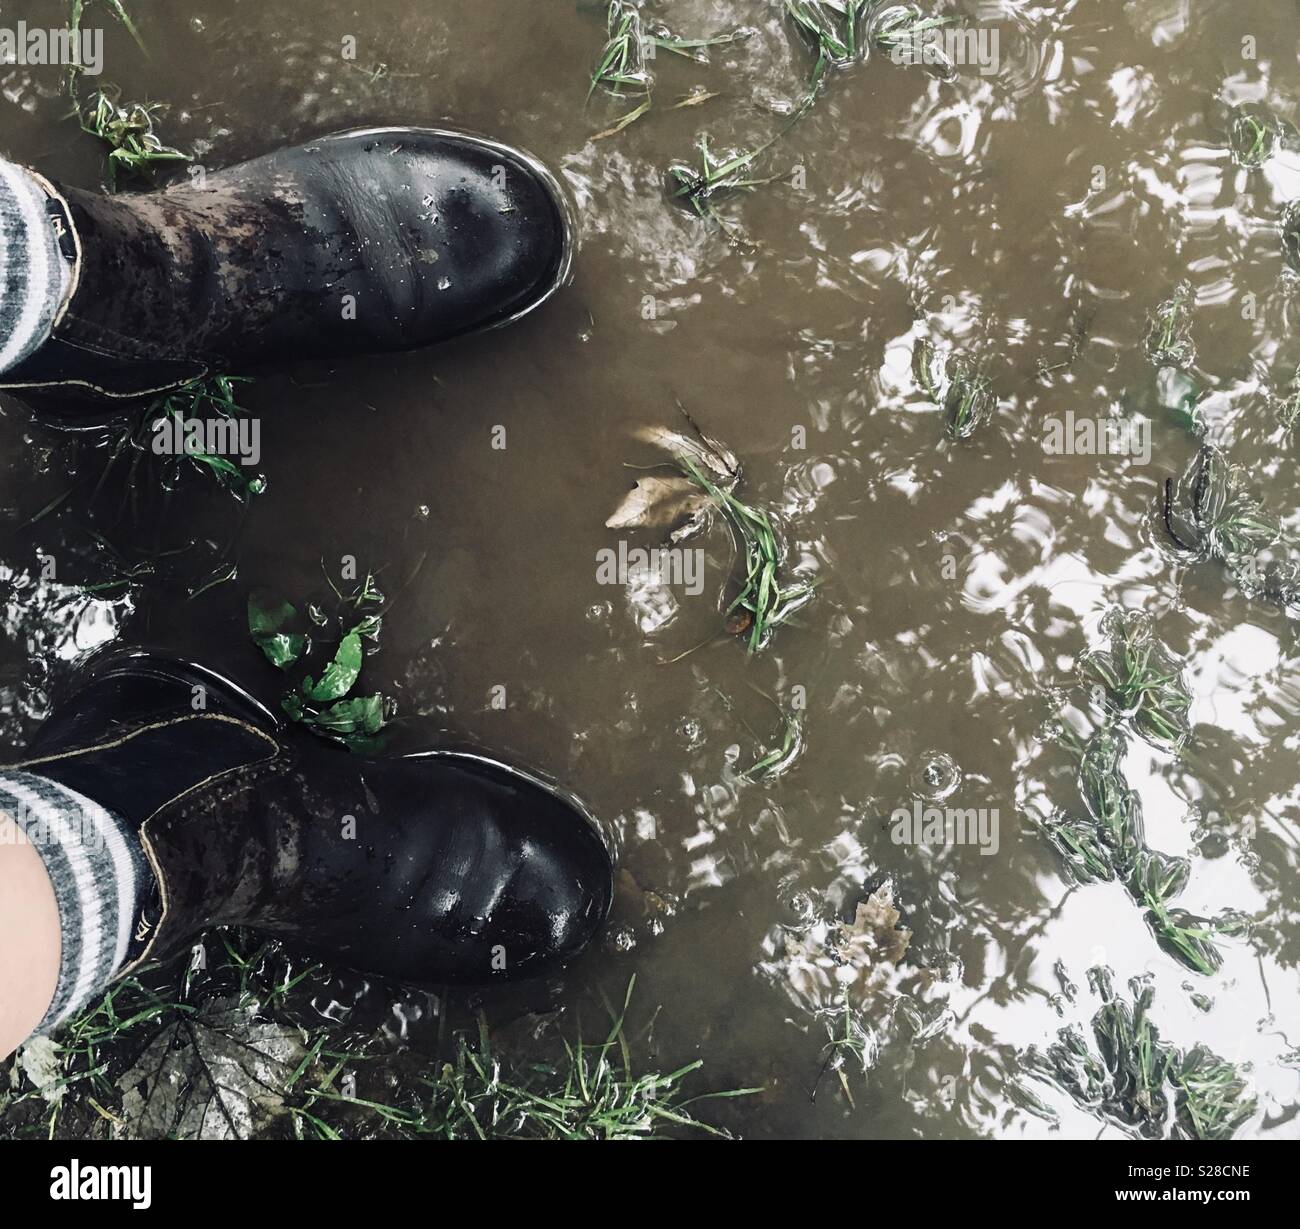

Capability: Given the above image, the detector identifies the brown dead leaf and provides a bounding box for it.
[605,475,710,534]
[772,885,912,1010]
[614,867,672,919]
[835,886,912,968]
[633,424,739,489]
[669,90,721,110]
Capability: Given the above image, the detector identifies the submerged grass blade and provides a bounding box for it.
[586,2,749,136]
[139,374,265,501]
[589,0,651,99]
[785,1,872,86]
[943,361,995,439]
[741,708,805,781]
[591,97,652,140]
[1143,280,1195,368]
[100,0,147,54]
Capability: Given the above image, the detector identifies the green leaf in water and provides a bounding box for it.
[312,694,388,737]
[251,574,395,752]
[248,591,308,669]
[303,630,363,703]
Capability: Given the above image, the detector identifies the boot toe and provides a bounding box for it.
[502,809,613,971]
[380,752,613,983]
[396,131,574,338]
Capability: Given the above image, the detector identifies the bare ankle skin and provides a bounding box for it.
[0,816,61,1059]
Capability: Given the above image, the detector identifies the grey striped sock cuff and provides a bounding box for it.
[0,770,148,1035]
[0,160,71,374]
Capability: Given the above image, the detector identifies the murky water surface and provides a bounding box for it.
[2,0,1299,1138]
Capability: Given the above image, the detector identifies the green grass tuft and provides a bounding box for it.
[1038,719,1238,976]
[1082,609,1192,751]
[144,375,265,501]
[589,0,652,100]
[943,361,995,439]
[784,0,872,88]
[666,132,790,244]
[1173,1045,1259,1141]
[372,977,762,1140]
[1027,967,1256,1139]
[1162,446,1291,605]
[678,457,817,652]
[910,341,996,439]
[79,89,189,189]
[587,1,749,137]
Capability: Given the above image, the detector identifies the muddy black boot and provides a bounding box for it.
[11,651,613,990]
[0,127,574,404]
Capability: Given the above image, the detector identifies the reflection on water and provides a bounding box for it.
[1,0,1298,1138]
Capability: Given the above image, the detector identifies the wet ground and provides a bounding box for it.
[1,0,1299,1138]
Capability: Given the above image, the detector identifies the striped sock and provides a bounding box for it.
[0,160,72,374]
[0,770,150,1036]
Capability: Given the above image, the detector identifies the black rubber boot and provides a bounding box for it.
[13,651,613,987]
[0,127,574,404]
